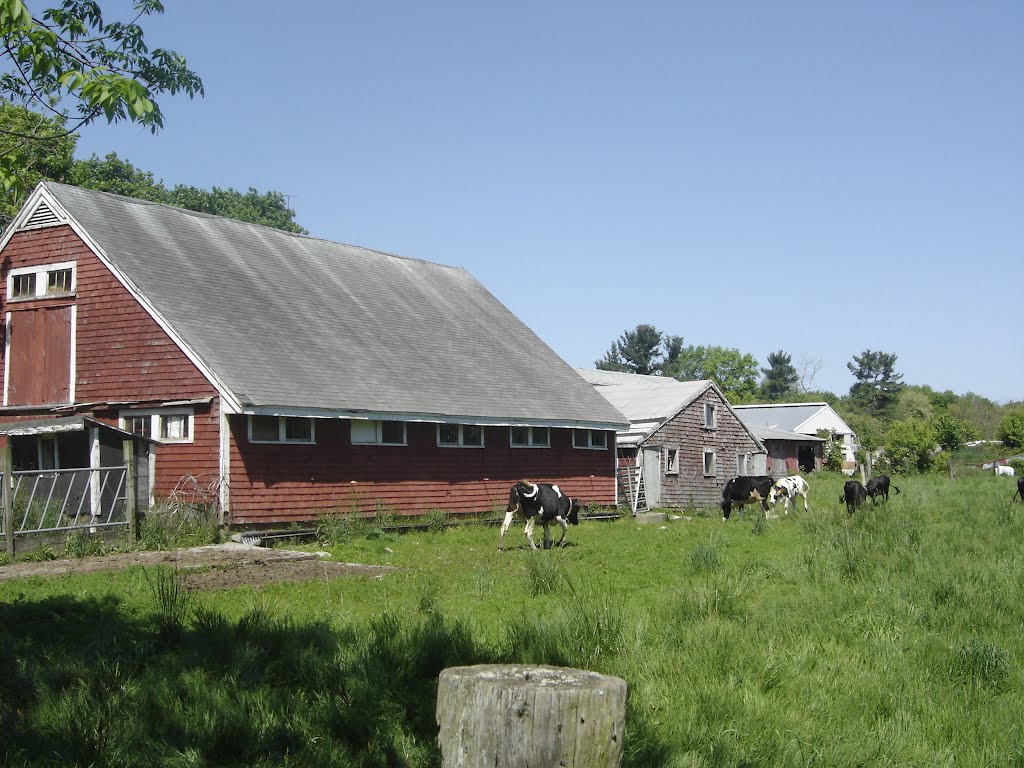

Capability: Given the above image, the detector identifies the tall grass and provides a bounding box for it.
[2,472,1023,766]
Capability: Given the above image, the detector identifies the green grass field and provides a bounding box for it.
[1,472,1022,767]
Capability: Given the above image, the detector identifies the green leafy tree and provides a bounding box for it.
[759,349,799,401]
[951,394,1009,441]
[895,387,934,423]
[0,103,74,225]
[816,429,845,471]
[0,0,203,192]
[998,409,1024,449]
[932,413,978,453]
[847,349,904,417]
[595,324,665,375]
[65,151,307,233]
[665,345,759,403]
[884,419,938,474]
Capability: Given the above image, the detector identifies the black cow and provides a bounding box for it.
[840,480,868,515]
[865,474,900,504]
[499,480,579,551]
[721,476,774,521]
[1013,477,1024,503]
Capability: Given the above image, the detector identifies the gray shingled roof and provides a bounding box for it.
[37,183,626,428]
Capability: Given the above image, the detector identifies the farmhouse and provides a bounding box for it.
[577,369,766,512]
[733,402,857,474]
[0,182,628,527]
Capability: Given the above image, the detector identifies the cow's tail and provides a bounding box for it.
[893,485,901,495]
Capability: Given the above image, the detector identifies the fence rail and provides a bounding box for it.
[2,441,138,557]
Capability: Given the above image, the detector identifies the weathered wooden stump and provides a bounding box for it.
[436,664,627,768]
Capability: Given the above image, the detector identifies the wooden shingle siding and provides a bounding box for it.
[228,419,616,524]
[646,388,761,510]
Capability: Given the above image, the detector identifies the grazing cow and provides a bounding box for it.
[769,475,810,516]
[865,474,900,504]
[721,476,775,521]
[995,465,1015,477]
[1014,478,1024,503]
[840,480,868,515]
[499,480,579,551]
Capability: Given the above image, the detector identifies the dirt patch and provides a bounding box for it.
[0,544,394,590]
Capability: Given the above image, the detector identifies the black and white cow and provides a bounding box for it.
[499,480,579,551]
[1013,477,1024,503]
[768,475,810,516]
[865,474,900,504]
[840,479,868,515]
[721,476,775,521]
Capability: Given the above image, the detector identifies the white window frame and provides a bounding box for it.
[437,424,484,448]
[665,447,679,475]
[247,415,315,444]
[737,453,751,475]
[573,429,608,450]
[510,426,550,448]
[703,449,717,477]
[7,261,77,301]
[704,403,718,430]
[351,419,407,446]
[120,407,195,444]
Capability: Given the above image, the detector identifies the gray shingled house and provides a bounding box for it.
[0,182,627,526]
[578,369,767,512]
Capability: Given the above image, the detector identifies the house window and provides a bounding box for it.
[511,426,549,448]
[703,449,717,476]
[120,408,194,444]
[573,429,608,450]
[438,424,484,448]
[665,447,679,475]
[12,272,36,298]
[8,262,76,300]
[247,415,315,444]
[737,453,751,475]
[352,419,407,446]
[704,403,717,430]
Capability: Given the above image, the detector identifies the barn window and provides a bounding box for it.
[120,408,194,444]
[704,403,717,430]
[703,449,716,476]
[737,453,750,475]
[665,447,679,475]
[511,426,549,448]
[247,415,315,444]
[438,424,484,448]
[352,419,407,446]
[8,261,76,300]
[573,429,607,450]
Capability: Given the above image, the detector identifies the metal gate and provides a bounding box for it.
[1,466,130,537]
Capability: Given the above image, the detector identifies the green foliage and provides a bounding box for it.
[0,0,203,193]
[759,349,799,401]
[63,531,104,558]
[997,408,1024,449]
[931,412,978,452]
[817,429,846,471]
[68,151,308,233]
[948,392,1004,440]
[595,323,665,375]
[143,565,193,642]
[139,499,220,551]
[0,103,75,225]
[884,418,938,474]
[847,349,904,417]
[664,344,760,402]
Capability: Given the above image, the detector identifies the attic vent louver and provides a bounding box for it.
[23,200,62,229]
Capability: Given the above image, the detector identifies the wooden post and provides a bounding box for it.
[2,445,12,558]
[123,440,137,542]
[436,664,627,768]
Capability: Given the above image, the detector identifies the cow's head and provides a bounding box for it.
[566,498,580,526]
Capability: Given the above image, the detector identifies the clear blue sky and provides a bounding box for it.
[73,0,1024,404]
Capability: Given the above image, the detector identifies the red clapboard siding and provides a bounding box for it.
[228,418,617,524]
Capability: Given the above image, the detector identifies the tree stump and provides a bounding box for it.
[436,664,628,768]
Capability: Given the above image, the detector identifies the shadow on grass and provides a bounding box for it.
[0,587,673,768]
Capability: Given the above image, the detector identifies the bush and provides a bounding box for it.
[884,419,938,474]
[998,409,1024,449]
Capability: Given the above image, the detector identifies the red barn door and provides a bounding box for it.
[6,306,72,405]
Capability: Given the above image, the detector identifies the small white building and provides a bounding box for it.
[733,402,858,473]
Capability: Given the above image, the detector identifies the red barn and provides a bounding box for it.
[0,183,627,527]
